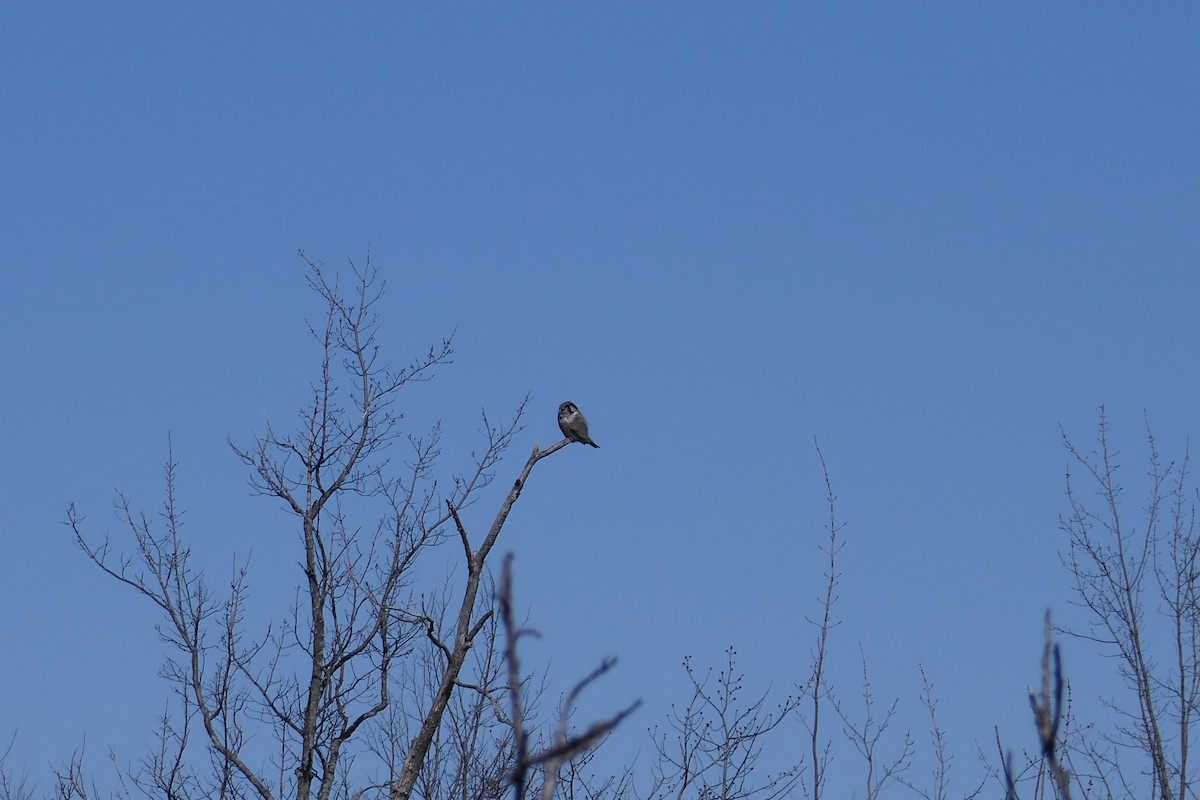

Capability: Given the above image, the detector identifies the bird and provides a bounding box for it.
[558,401,599,448]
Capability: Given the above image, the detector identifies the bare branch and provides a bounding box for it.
[499,555,639,800]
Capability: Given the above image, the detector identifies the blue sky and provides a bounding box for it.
[2,4,1198,796]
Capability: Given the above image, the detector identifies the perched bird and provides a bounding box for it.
[558,401,600,448]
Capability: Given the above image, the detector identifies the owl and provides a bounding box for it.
[558,401,600,448]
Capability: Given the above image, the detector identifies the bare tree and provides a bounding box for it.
[0,735,34,800]
[644,649,799,800]
[794,440,981,800]
[544,745,636,800]
[900,668,955,800]
[68,256,599,800]
[369,585,520,800]
[829,645,914,800]
[49,748,104,800]
[1058,409,1200,800]
[797,440,841,800]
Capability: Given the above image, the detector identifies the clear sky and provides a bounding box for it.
[2,4,1198,797]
